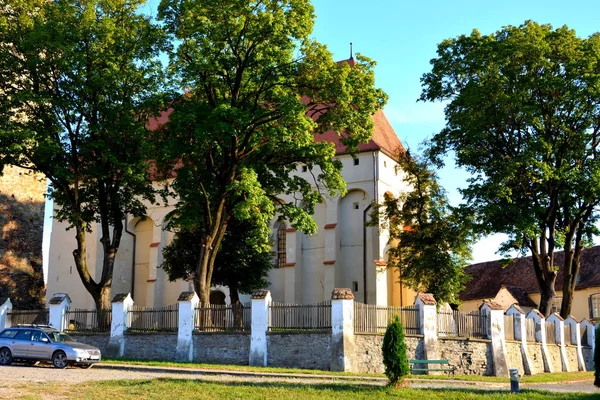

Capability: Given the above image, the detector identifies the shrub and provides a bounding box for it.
[595,324,600,388]
[382,315,410,385]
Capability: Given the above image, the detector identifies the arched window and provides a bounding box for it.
[276,222,287,268]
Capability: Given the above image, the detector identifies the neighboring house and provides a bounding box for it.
[46,79,416,309]
[459,246,600,321]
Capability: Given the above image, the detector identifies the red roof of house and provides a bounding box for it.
[460,246,600,303]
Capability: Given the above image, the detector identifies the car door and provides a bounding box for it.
[11,330,32,358]
[27,330,52,360]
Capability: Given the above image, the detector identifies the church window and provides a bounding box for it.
[302,165,308,172]
[276,223,287,268]
[353,158,360,166]
[353,202,359,210]
[352,281,359,292]
[590,294,600,320]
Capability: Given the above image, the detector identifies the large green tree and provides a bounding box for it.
[421,21,600,317]
[155,0,387,305]
[374,151,473,305]
[0,0,168,310]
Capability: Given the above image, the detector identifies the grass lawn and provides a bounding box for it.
[8,378,599,400]
[102,358,594,384]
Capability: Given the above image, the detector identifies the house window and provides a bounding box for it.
[353,202,359,210]
[352,281,359,292]
[302,165,308,172]
[551,296,562,314]
[276,224,287,268]
[590,294,600,320]
[353,158,359,166]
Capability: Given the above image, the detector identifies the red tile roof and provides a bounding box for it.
[460,246,600,303]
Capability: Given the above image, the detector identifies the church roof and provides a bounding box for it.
[460,246,600,303]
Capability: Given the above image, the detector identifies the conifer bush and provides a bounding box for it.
[382,315,410,385]
[595,324,600,388]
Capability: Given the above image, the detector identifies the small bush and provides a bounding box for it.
[595,324,600,388]
[382,315,410,385]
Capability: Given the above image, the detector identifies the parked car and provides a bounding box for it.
[0,325,101,368]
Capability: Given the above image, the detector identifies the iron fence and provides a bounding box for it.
[269,301,331,331]
[354,303,420,335]
[546,321,557,344]
[525,318,537,342]
[504,314,516,341]
[65,308,112,333]
[195,303,251,332]
[7,309,49,326]
[127,304,178,332]
[437,310,489,339]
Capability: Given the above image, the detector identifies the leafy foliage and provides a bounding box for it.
[374,151,473,305]
[0,0,168,309]
[154,0,387,304]
[420,21,600,316]
[382,315,410,385]
[595,325,600,388]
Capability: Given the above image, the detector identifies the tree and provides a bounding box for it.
[382,315,410,386]
[373,151,473,305]
[155,0,387,305]
[161,216,272,305]
[0,0,168,310]
[420,21,600,317]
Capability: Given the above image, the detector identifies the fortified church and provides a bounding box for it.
[46,60,416,310]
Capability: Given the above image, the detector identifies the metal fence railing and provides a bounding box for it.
[7,309,49,326]
[127,304,178,332]
[354,303,420,335]
[525,318,537,342]
[546,321,557,344]
[504,314,516,341]
[437,310,489,339]
[65,308,112,333]
[269,301,331,331]
[195,303,251,332]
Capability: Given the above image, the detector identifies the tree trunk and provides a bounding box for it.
[530,241,557,317]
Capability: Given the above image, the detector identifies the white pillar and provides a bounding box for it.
[481,301,508,377]
[527,309,553,373]
[0,298,12,329]
[547,313,569,372]
[175,291,199,361]
[506,304,534,375]
[48,293,71,331]
[565,316,585,371]
[249,289,271,366]
[106,293,134,358]
[330,288,355,372]
[415,293,438,365]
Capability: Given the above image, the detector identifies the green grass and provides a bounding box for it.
[10,378,598,400]
[102,358,593,384]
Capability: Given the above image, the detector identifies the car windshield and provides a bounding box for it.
[46,332,76,343]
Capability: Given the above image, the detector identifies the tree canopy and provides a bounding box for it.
[374,151,473,305]
[421,21,600,317]
[154,0,387,305]
[0,0,168,310]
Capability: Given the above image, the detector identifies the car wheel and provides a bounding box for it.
[52,351,68,369]
[0,348,12,366]
[79,363,93,369]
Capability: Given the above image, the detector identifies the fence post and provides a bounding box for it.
[48,293,71,331]
[480,301,508,377]
[106,293,133,358]
[0,298,12,329]
[330,288,355,372]
[526,309,554,373]
[547,313,568,372]
[249,289,271,366]
[565,316,585,371]
[175,291,199,362]
[415,293,438,367]
[506,304,534,375]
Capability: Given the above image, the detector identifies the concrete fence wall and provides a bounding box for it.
[2,291,596,376]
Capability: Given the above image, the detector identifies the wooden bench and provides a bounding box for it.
[409,359,456,377]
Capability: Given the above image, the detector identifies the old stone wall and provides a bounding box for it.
[525,342,545,374]
[267,332,330,370]
[582,346,593,371]
[193,333,249,365]
[68,333,110,355]
[564,345,579,371]
[437,338,494,376]
[353,334,423,374]
[546,344,562,372]
[124,333,178,360]
[505,341,524,376]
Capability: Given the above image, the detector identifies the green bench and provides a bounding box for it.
[409,359,456,377]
